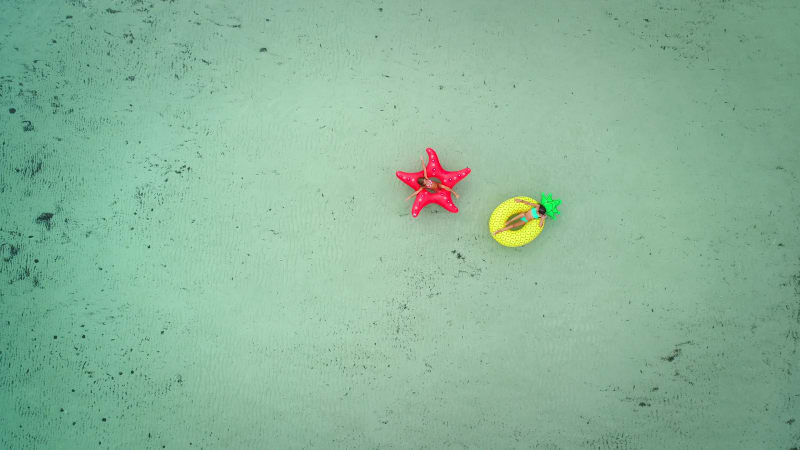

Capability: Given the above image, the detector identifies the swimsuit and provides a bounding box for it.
[519,209,539,223]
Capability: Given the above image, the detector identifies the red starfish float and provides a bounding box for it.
[396,147,471,218]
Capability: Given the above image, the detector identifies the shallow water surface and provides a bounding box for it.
[1,0,798,448]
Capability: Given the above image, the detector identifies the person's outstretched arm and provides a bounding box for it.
[440,185,459,198]
[515,198,537,207]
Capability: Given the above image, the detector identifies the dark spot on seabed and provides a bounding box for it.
[1,244,20,262]
[16,158,42,177]
[662,348,680,362]
[36,212,54,230]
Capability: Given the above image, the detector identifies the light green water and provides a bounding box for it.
[1,1,798,449]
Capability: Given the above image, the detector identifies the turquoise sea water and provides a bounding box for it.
[1,1,799,448]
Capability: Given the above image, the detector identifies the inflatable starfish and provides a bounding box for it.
[396,148,471,218]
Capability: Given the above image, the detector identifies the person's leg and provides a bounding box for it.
[494,217,528,235]
[494,222,520,235]
[505,213,525,224]
[406,188,423,201]
[494,213,528,235]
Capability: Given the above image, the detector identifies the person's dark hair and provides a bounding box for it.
[417,177,426,186]
[537,204,547,216]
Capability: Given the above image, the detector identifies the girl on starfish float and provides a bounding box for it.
[396,147,471,218]
[405,155,460,200]
[493,195,559,235]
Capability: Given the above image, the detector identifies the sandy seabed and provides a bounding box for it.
[1,1,799,448]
